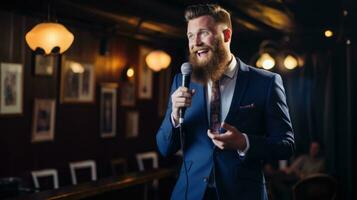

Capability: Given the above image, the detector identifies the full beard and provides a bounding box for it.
[189,39,230,85]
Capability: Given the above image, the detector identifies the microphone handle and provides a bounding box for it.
[182,74,191,88]
[179,75,191,124]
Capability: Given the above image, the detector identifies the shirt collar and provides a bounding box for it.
[223,55,238,79]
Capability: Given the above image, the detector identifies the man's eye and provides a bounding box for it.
[201,31,209,36]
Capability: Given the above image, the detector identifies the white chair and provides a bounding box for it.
[31,169,59,190]
[136,151,159,200]
[69,160,97,185]
[136,151,159,172]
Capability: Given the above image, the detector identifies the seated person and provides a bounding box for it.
[266,141,325,200]
[283,141,325,179]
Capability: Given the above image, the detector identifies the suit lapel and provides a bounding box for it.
[225,58,250,125]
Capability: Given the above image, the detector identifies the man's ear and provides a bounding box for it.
[223,28,232,42]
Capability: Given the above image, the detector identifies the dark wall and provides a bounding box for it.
[0,10,185,187]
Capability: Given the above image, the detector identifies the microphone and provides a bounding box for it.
[179,62,192,124]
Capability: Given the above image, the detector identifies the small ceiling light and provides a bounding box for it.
[324,30,333,38]
[256,53,275,70]
[145,50,171,72]
[283,55,298,70]
[126,67,135,78]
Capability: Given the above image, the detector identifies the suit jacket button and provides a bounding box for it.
[203,177,208,183]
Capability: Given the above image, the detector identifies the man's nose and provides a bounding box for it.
[194,36,203,46]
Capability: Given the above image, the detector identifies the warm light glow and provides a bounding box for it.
[126,67,134,78]
[145,50,171,72]
[324,30,333,38]
[69,62,84,73]
[256,53,275,70]
[283,55,298,70]
[343,10,348,16]
[25,22,74,55]
[46,66,54,74]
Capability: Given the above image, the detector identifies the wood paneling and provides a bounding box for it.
[0,10,184,188]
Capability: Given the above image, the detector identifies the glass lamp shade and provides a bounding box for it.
[256,53,275,70]
[283,54,298,70]
[145,50,171,72]
[25,22,74,55]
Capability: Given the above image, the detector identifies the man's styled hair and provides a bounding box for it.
[184,4,232,29]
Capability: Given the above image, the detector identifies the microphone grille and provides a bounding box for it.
[181,62,192,75]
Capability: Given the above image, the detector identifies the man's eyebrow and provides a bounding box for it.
[187,28,209,35]
[199,28,209,31]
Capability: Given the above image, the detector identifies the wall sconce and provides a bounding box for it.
[145,50,171,72]
[121,66,135,82]
[25,22,74,55]
[126,67,135,78]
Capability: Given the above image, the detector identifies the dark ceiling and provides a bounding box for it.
[1,0,352,45]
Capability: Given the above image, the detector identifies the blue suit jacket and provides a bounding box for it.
[156,59,295,200]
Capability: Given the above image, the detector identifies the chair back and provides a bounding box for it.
[136,151,159,188]
[293,173,337,200]
[31,169,59,190]
[69,160,97,185]
[136,151,158,171]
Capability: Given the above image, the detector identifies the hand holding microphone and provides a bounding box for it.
[171,63,194,125]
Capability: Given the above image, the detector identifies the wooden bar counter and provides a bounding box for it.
[9,168,176,200]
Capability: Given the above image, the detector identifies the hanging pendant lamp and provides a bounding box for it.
[25,22,74,55]
[145,50,171,72]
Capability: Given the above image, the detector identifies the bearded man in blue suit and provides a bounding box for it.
[156,4,295,200]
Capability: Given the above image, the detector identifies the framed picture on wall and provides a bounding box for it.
[32,99,56,142]
[100,83,118,138]
[0,63,23,115]
[138,46,153,99]
[120,82,135,106]
[126,111,139,138]
[158,68,172,117]
[60,58,95,103]
[34,54,56,76]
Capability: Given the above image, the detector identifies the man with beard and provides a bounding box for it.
[156,4,295,200]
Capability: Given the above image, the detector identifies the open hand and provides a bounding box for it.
[207,122,247,150]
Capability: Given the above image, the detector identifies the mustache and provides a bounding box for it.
[190,45,212,53]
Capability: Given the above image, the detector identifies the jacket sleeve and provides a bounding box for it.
[246,74,295,160]
[156,74,181,157]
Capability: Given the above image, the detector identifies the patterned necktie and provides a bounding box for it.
[207,80,221,188]
[210,80,221,132]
